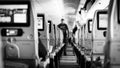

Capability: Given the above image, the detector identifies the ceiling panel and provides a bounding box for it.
[63,0,80,15]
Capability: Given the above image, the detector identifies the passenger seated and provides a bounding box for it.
[91,57,102,68]
[38,38,48,61]
[72,25,78,43]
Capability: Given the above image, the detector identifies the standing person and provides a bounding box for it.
[57,19,69,56]
[57,19,69,43]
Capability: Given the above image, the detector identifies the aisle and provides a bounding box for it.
[59,43,80,68]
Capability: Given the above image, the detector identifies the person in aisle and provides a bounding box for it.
[57,19,69,56]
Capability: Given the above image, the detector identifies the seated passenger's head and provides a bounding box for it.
[48,20,51,23]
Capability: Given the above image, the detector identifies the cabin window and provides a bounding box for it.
[88,19,92,33]
[97,11,108,30]
[37,14,44,31]
[53,24,56,34]
[84,24,86,34]
[84,24,86,30]
[48,20,51,33]
[0,1,30,27]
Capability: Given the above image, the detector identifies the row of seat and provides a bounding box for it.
[72,0,120,68]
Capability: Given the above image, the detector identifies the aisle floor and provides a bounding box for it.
[59,43,80,68]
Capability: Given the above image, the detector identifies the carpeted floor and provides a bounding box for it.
[59,43,80,68]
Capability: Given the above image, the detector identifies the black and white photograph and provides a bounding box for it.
[0,0,118,68]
